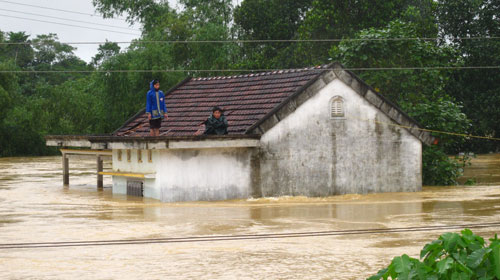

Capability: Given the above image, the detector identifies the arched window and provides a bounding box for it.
[330,96,344,118]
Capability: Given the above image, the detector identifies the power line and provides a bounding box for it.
[1,222,499,249]
[1,36,500,45]
[1,63,494,141]
[0,8,140,32]
[0,14,141,36]
[0,66,498,74]
[0,0,128,21]
[347,114,500,142]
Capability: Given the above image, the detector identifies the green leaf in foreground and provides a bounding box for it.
[367,230,500,280]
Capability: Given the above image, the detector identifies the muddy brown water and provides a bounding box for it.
[0,154,499,279]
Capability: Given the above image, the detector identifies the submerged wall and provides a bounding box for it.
[111,147,259,202]
[155,147,259,202]
[258,78,422,197]
[111,149,157,198]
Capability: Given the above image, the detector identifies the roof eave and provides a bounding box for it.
[46,134,262,150]
[89,135,261,150]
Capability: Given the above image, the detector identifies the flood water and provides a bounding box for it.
[0,154,499,279]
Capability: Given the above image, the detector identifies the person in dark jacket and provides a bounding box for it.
[203,106,228,135]
[146,79,168,136]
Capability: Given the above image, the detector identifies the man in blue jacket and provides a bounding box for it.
[146,79,168,136]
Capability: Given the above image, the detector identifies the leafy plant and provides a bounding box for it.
[422,146,465,186]
[368,229,500,280]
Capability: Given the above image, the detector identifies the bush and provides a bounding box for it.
[368,229,500,280]
[422,146,469,186]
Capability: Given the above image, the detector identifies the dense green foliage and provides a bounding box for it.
[368,229,500,280]
[330,19,472,184]
[437,0,500,154]
[0,0,499,185]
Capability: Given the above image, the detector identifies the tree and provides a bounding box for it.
[2,32,34,68]
[233,0,313,68]
[295,0,437,66]
[30,34,91,88]
[0,61,18,121]
[91,41,121,66]
[437,0,500,153]
[32,34,76,66]
[92,0,172,32]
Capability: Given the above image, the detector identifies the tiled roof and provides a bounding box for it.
[114,66,327,137]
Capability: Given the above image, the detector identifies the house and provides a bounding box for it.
[46,63,434,202]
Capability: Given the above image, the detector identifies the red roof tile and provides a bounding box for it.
[114,67,326,136]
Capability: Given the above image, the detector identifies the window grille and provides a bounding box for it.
[127,180,143,197]
[127,150,131,162]
[330,97,345,118]
[118,150,122,161]
[137,150,142,163]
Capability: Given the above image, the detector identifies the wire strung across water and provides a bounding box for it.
[1,222,499,250]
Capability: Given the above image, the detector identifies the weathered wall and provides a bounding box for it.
[112,149,156,174]
[111,149,157,197]
[111,147,259,202]
[155,148,258,202]
[258,78,422,197]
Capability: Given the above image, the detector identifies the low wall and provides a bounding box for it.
[154,147,259,202]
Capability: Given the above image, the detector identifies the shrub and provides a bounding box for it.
[368,229,500,280]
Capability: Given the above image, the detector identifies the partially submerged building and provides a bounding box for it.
[46,63,434,202]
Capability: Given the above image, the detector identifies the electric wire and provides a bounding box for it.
[0,14,140,36]
[1,36,500,45]
[346,114,500,142]
[0,66,496,141]
[1,222,499,249]
[0,65,497,141]
[0,66,499,74]
[0,30,498,142]
[0,8,139,31]
[0,0,128,21]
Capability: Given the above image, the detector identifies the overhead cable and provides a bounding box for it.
[1,36,500,45]
[0,8,139,32]
[347,114,500,142]
[0,0,128,21]
[0,14,140,36]
[0,66,499,74]
[1,222,499,249]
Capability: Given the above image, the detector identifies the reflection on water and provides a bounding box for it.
[458,153,500,185]
[0,155,499,279]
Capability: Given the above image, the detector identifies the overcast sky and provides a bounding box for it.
[0,0,182,62]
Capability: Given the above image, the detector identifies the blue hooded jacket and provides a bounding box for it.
[146,80,167,119]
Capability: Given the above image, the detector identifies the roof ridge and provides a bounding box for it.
[191,65,330,81]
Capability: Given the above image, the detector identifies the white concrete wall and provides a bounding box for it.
[111,147,257,202]
[112,149,156,173]
[112,176,127,195]
[155,148,255,202]
[111,149,157,197]
[259,78,422,196]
